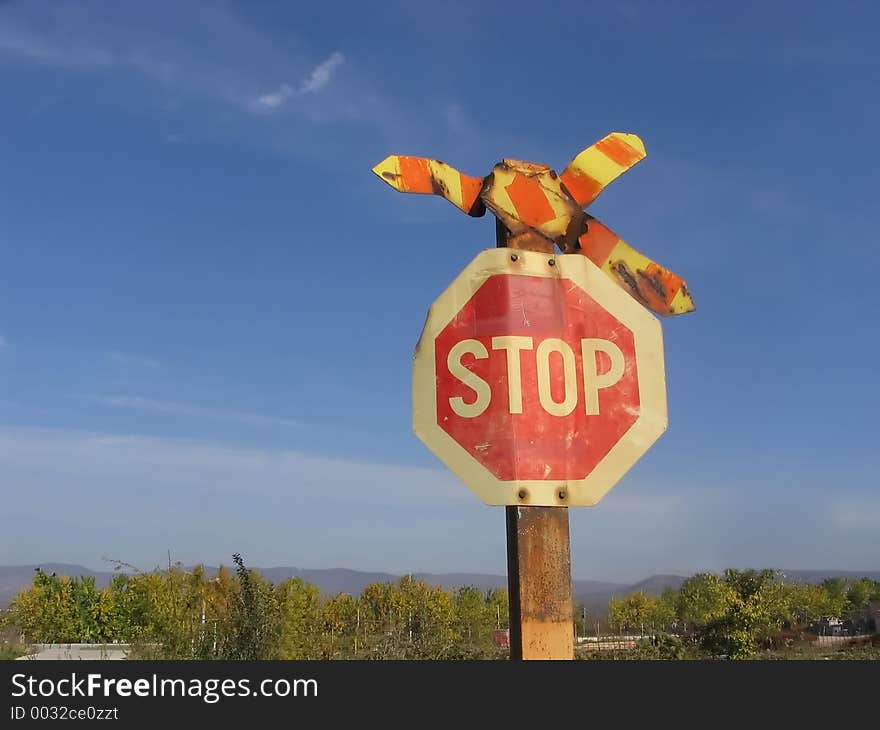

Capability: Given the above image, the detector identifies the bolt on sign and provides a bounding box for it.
[373,131,694,507]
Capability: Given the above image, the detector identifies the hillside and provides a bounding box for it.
[1,564,877,610]
[0,563,624,607]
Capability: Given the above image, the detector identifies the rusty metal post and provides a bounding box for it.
[497,218,575,660]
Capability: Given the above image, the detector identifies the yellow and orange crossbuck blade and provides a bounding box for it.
[372,132,694,316]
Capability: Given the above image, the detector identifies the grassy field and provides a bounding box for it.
[576,634,880,660]
[758,635,880,660]
[0,646,27,660]
[0,627,29,660]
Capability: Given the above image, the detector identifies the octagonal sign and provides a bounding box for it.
[413,247,667,507]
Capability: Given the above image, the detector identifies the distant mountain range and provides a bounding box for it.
[1,564,878,612]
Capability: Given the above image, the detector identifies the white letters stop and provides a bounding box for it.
[446,336,625,418]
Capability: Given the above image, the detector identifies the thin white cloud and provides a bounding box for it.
[443,102,470,136]
[0,335,7,350]
[0,425,465,507]
[165,133,183,144]
[831,503,880,529]
[1,425,879,579]
[110,352,160,369]
[300,51,345,94]
[0,425,475,572]
[253,83,294,110]
[82,395,302,429]
[250,51,345,112]
[0,5,463,164]
[0,23,114,69]
[1,8,343,115]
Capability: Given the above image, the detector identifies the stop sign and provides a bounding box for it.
[413,247,667,506]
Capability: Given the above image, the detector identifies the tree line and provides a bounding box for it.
[3,561,878,659]
[607,569,880,658]
[1,555,509,659]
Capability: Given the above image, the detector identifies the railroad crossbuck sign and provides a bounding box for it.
[412,248,667,506]
[374,131,695,318]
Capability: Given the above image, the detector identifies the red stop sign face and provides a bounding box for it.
[435,273,639,481]
[413,248,667,507]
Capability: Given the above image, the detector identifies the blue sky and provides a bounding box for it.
[1,0,878,582]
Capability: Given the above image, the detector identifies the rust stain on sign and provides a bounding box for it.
[372,131,695,317]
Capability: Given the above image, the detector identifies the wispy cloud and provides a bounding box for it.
[110,352,160,369]
[252,84,293,110]
[0,425,460,505]
[300,51,345,94]
[1,425,878,578]
[250,51,345,112]
[0,425,473,572]
[831,502,880,530]
[442,102,470,136]
[0,22,114,69]
[0,335,7,350]
[0,4,477,159]
[82,394,302,429]
[0,6,343,115]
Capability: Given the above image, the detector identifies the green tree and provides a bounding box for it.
[274,578,321,659]
[359,581,396,639]
[699,570,790,658]
[653,589,679,633]
[486,588,509,631]
[394,576,456,658]
[845,579,874,615]
[221,554,281,660]
[821,577,849,618]
[676,573,733,632]
[322,593,360,658]
[784,583,832,626]
[610,592,658,634]
[454,586,489,646]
